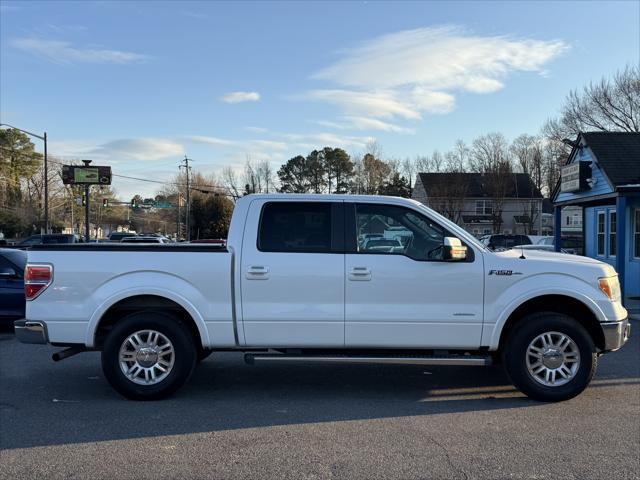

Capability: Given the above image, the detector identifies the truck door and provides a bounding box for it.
[344,202,484,348]
[240,199,345,346]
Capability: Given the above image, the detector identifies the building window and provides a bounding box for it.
[634,209,640,259]
[609,211,616,257]
[475,200,493,215]
[565,213,582,227]
[573,213,583,227]
[597,211,605,256]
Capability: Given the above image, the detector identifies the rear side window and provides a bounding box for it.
[258,202,333,253]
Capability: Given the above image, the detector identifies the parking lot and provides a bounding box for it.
[1,320,638,480]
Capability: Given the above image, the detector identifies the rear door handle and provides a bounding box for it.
[349,267,371,281]
[246,266,270,280]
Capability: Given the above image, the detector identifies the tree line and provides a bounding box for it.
[1,65,638,239]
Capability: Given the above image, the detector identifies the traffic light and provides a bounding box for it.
[82,195,86,206]
[102,198,109,208]
[131,198,138,208]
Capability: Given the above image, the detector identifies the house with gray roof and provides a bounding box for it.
[412,172,545,236]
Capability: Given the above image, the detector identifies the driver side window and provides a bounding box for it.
[355,204,445,261]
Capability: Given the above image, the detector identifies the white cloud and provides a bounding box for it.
[184,135,236,147]
[0,4,20,12]
[313,25,567,91]
[11,38,150,65]
[315,116,415,134]
[47,23,88,34]
[184,135,287,153]
[220,91,261,104]
[282,132,375,150]
[249,140,288,151]
[303,89,421,119]
[92,138,183,161]
[244,126,269,134]
[304,25,568,124]
[48,137,183,164]
[181,10,208,20]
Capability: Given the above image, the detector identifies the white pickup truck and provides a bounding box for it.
[15,194,630,401]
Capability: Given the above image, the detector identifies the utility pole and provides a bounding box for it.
[176,193,181,241]
[82,159,92,242]
[179,155,193,241]
[43,132,49,233]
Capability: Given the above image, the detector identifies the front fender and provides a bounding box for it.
[483,273,609,350]
[85,272,210,348]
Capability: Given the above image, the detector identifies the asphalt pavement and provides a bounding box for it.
[1,320,638,480]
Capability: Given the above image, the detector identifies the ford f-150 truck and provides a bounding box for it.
[15,194,630,401]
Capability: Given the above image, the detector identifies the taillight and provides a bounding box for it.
[25,264,53,300]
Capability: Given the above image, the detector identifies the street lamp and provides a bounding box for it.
[0,123,49,233]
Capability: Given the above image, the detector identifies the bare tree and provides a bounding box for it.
[401,157,417,195]
[545,65,640,145]
[471,133,513,233]
[221,166,241,200]
[444,139,470,172]
[542,138,569,197]
[243,157,260,194]
[256,160,275,193]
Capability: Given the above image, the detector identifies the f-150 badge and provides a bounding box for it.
[488,270,523,276]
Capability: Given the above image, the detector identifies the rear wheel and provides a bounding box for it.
[503,312,597,402]
[102,311,197,400]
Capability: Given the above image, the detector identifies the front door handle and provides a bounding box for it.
[349,267,371,281]
[246,266,270,280]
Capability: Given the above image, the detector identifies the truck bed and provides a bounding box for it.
[25,245,235,347]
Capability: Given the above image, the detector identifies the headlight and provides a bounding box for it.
[598,276,621,302]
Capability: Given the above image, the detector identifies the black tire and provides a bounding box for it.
[502,312,597,402]
[101,310,197,400]
[197,348,213,363]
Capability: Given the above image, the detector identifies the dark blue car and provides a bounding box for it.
[0,248,26,324]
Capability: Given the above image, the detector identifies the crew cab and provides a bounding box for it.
[15,195,630,401]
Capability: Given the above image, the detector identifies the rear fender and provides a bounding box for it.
[86,272,210,348]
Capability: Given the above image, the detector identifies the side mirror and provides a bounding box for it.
[0,266,18,278]
[443,237,467,261]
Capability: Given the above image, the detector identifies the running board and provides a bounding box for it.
[244,354,491,367]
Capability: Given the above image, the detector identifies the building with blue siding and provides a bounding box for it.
[553,132,640,311]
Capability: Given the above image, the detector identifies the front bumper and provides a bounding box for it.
[600,317,631,352]
[14,319,49,344]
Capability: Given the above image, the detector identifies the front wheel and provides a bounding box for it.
[502,312,597,402]
[102,311,197,400]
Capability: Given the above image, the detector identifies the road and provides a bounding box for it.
[1,320,639,480]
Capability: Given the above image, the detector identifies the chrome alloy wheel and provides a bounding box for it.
[526,331,580,387]
[119,330,175,385]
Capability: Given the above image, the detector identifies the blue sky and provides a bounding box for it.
[1,0,638,199]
